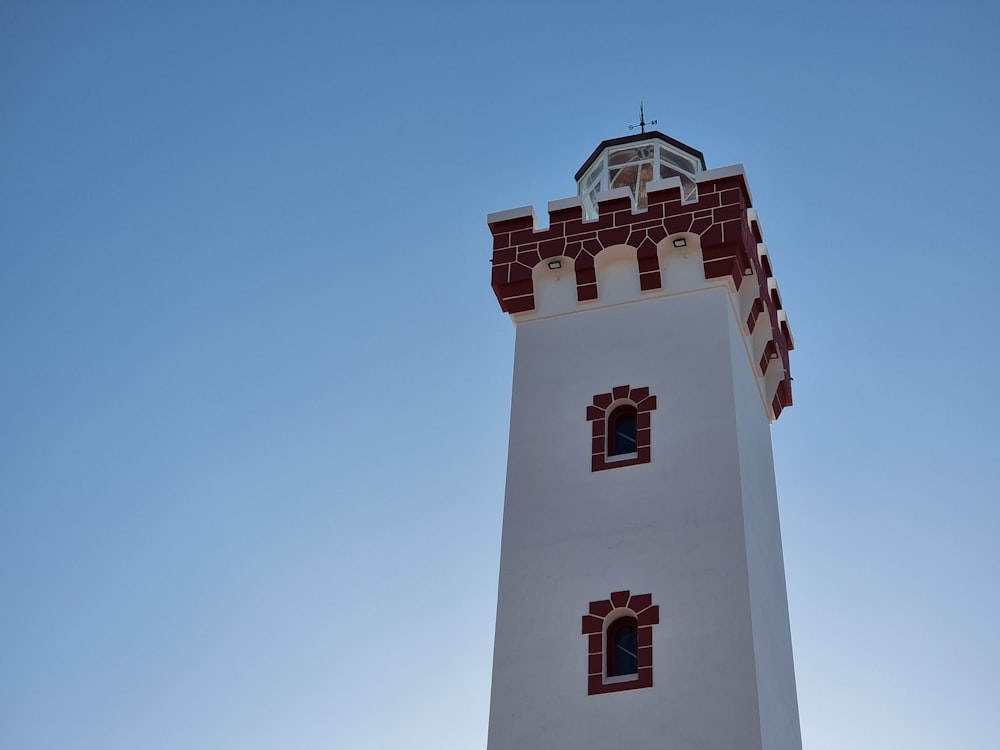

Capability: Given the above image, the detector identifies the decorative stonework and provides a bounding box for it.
[488,173,793,419]
[587,385,656,472]
[581,590,659,695]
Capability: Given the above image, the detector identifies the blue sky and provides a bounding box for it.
[2,1,998,748]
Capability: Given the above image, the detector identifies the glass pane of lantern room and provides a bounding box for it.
[580,162,605,220]
[609,165,638,193]
[659,146,698,174]
[609,147,640,166]
[660,164,698,203]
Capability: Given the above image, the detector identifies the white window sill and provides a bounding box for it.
[604,673,639,685]
[605,451,638,463]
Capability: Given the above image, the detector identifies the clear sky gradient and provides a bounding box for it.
[2,2,998,748]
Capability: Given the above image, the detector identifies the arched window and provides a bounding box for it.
[586,386,656,472]
[582,590,658,695]
[607,405,637,456]
[606,616,639,677]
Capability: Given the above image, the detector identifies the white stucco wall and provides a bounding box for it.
[487,253,801,749]
[730,311,803,750]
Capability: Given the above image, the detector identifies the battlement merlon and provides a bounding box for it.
[487,165,794,420]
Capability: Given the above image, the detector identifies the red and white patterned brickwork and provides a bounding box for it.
[488,174,794,419]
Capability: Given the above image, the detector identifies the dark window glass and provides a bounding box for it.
[607,617,638,677]
[608,406,637,456]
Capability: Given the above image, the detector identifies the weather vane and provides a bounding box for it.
[628,103,657,134]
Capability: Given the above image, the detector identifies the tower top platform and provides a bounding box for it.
[487,134,794,421]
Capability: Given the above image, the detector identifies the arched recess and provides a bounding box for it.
[593,244,641,306]
[531,256,577,317]
[657,233,706,295]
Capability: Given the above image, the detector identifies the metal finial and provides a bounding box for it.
[628,103,657,134]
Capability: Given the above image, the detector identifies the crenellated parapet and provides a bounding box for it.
[488,166,794,419]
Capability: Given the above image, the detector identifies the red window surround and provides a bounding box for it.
[586,385,656,472]
[581,590,660,695]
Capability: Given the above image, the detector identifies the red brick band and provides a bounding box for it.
[489,176,793,418]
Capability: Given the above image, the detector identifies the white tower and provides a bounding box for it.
[486,131,801,750]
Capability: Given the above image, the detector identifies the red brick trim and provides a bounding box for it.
[581,590,659,695]
[489,177,759,312]
[488,173,793,419]
[587,385,656,472]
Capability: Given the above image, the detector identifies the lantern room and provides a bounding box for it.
[575,131,707,218]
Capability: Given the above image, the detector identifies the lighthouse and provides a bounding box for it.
[485,129,801,750]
